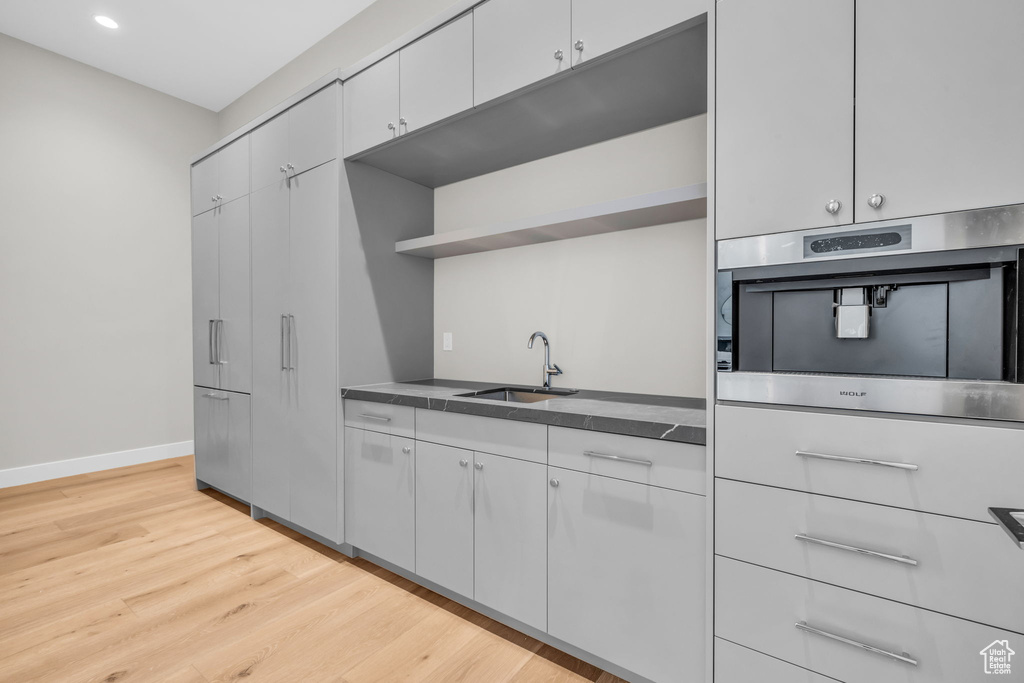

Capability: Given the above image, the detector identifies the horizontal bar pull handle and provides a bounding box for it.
[202,393,230,401]
[796,621,918,666]
[795,450,919,471]
[795,533,918,566]
[359,414,392,423]
[583,450,653,467]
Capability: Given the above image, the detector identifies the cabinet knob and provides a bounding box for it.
[399,117,407,127]
[286,163,294,171]
[459,459,468,467]
[402,446,411,454]
[574,39,584,52]
[387,122,396,131]
[825,199,842,215]
[215,195,222,201]
[549,478,559,487]
[280,166,287,173]
[868,193,886,209]
[211,196,217,202]
[554,49,563,61]
[474,462,483,470]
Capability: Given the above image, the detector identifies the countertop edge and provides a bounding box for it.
[340,387,707,446]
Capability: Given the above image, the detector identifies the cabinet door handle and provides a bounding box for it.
[402,446,412,454]
[795,534,918,566]
[202,392,230,401]
[474,462,483,470]
[208,320,216,365]
[358,414,391,422]
[288,314,295,370]
[280,315,288,371]
[583,450,653,467]
[795,450,918,471]
[795,622,918,666]
[216,319,227,364]
[459,459,468,467]
[554,49,563,61]
[387,122,396,131]
[825,199,842,215]
[574,39,584,52]
[868,193,886,209]
[549,478,559,487]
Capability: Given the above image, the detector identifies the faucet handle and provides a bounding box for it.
[548,364,563,376]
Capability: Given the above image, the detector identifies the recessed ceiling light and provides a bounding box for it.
[94,15,119,29]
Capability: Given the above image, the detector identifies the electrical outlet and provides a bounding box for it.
[443,332,453,351]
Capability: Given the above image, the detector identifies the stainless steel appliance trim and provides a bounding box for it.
[718,203,1024,270]
[795,450,918,471]
[795,622,918,666]
[794,533,918,566]
[717,372,1024,423]
[582,450,654,467]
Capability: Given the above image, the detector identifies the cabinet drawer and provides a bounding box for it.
[716,405,1024,522]
[415,409,546,463]
[714,638,836,683]
[343,399,415,438]
[716,557,1018,683]
[548,427,704,494]
[194,388,251,503]
[716,479,1024,634]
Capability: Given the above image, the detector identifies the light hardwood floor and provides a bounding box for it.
[0,456,628,683]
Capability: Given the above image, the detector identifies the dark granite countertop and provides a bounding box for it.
[340,379,706,445]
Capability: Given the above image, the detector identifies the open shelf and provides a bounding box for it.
[394,184,707,259]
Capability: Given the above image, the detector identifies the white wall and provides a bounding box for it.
[434,116,708,397]
[0,34,219,471]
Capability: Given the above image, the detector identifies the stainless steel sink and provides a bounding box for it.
[457,387,578,403]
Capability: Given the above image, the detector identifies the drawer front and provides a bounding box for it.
[716,479,1024,634]
[716,404,1024,522]
[549,426,705,494]
[343,399,415,438]
[716,556,1019,683]
[714,638,836,683]
[415,409,546,463]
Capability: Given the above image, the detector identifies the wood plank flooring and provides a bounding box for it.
[0,456,628,683]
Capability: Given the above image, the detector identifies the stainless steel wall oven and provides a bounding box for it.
[716,205,1024,422]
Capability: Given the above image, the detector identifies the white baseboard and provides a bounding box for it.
[0,440,195,489]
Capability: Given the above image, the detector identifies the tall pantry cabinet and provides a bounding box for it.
[191,80,434,544]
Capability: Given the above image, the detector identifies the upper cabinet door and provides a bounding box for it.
[855,0,1024,223]
[191,155,218,216]
[289,84,339,177]
[400,14,474,133]
[216,136,250,206]
[343,53,400,157]
[570,0,704,65]
[716,0,854,239]
[473,0,571,106]
[251,113,289,193]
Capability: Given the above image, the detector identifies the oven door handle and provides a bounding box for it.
[796,450,919,471]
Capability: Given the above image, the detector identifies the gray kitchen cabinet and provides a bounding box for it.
[343,53,399,157]
[191,195,251,393]
[548,466,706,683]
[400,13,474,134]
[415,441,474,597]
[473,0,571,106]
[570,0,703,65]
[855,0,1024,222]
[191,135,249,216]
[473,451,547,632]
[193,387,251,503]
[251,161,339,541]
[716,0,854,239]
[251,84,339,192]
[345,427,416,572]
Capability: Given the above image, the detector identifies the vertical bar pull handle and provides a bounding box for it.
[216,319,227,364]
[288,315,295,370]
[208,320,216,365]
[280,315,288,371]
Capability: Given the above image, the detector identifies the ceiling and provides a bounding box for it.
[0,0,377,112]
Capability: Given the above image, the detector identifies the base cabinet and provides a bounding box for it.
[344,427,416,572]
[548,466,706,683]
[193,387,251,503]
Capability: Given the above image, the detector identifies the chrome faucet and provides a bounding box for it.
[528,331,563,389]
